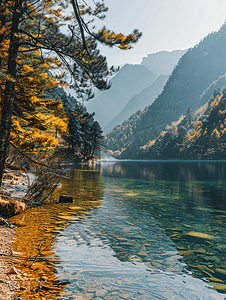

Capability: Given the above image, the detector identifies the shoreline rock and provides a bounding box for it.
[0,199,27,219]
[0,169,30,299]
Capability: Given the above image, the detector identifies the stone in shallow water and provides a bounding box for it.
[84,292,94,299]
[58,215,77,221]
[194,248,206,253]
[137,251,148,257]
[138,290,146,295]
[96,289,107,297]
[186,231,217,240]
[119,242,134,246]
[87,287,97,292]
[180,250,193,257]
[216,244,226,252]
[75,292,84,297]
[120,293,130,299]
[69,206,85,210]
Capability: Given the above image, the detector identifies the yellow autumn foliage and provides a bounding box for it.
[0,40,67,153]
[211,128,220,138]
[0,0,141,159]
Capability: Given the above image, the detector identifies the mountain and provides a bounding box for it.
[86,64,156,128]
[136,87,226,160]
[199,74,226,105]
[105,22,226,158]
[103,74,168,134]
[141,50,187,77]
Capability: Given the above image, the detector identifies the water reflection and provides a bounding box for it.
[9,168,104,299]
[9,161,226,299]
[107,177,226,293]
[98,160,226,182]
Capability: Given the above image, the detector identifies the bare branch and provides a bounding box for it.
[9,142,60,170]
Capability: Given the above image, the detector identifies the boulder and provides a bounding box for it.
[0,199,27,218]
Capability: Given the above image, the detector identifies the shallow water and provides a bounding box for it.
[10,161,226,299]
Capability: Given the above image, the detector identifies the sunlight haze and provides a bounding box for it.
[95,0,226,66]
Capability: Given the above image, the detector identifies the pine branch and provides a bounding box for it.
[9,142,59,170]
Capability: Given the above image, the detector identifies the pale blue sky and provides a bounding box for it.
[92,0,226,67]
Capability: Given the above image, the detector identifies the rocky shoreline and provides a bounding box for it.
[0,169,30,299]
[0,226,20,300]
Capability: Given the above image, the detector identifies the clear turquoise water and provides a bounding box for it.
[51,161,226,299]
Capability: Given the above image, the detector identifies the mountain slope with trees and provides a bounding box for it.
[86,64,156,128]
[103,74,168,134]
[137,87,226,160]
[105,22,226,158]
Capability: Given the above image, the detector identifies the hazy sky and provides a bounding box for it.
[92,0,226,67]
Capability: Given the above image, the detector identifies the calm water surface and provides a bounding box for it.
[10,161,226,299]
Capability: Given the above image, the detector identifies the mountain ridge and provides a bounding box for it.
[105,22,226,158]
[141,49,187,76]
[86,64,156,128]
[136,87,226,160]
[103,74,169,134]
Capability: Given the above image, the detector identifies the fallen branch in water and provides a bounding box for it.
[23,166,69,206]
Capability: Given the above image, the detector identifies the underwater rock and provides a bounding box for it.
[95,288,107,297]
[59,195,74,203]
[216,244,226,252]
[186,231,217,240]
[137,251,148,257]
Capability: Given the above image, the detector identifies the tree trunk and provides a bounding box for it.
[0,2,21,186]
[90,138,96,158]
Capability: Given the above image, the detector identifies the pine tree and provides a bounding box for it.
[89,121,105,158]
[0,0,141,184]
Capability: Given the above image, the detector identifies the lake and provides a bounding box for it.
[10,160,226,299]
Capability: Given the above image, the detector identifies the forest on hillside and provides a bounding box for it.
[105,22,226,159]
[136,88,226,160]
